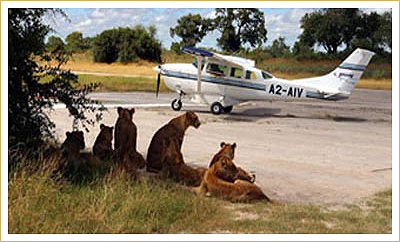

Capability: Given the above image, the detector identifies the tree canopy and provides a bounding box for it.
[92,25,162,63]
[169,8,267,53]
[8,8,104,153]
[299,8,392,54]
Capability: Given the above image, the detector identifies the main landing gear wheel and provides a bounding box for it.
[171,99,182,111]
[210,102,223,115]
[222,105,233,113]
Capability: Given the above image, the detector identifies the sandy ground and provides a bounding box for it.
[47,89,393,205]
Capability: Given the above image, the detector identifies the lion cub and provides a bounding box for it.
[93,124,114,160]
[194,142,270,203]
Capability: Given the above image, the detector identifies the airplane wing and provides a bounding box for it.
[182,46,255,68]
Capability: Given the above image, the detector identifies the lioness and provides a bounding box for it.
[147,111,201,172]
[160,137,206,186]
[113,107,146,176]
[194,142,270,203]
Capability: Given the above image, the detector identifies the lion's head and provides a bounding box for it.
[98,124,113,143]
[185,111,201,129]
[117,107,135,120]
[62,130,85,153]
[208,142,238,182]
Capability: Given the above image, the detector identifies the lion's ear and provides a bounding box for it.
[232,143,237,149]
[110,126,114,131]
[78,131,84,136]
[129,108,135,115]
[117,107,123,115]
[100,124,105,129]
[220,142,226,148]
[66,131,71,137]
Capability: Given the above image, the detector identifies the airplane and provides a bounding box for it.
[154,47,375,115]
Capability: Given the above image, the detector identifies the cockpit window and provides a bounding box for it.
[262,71,273,79]
[206,63,227,76]
[230,67,243,79]
[245,70,257,80]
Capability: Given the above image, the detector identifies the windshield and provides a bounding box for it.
[262,71,273,79]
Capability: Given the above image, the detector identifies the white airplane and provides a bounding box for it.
[154,47,375,115]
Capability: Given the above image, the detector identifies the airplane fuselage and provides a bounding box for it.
[154,47,374,114]
[159,63,347,106]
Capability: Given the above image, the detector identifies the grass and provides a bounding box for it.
[77,74,169,93]
[61,52,391,91]
[8,158,392,234]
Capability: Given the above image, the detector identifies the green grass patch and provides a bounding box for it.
[8,157,392,234]
[77,74,170,93]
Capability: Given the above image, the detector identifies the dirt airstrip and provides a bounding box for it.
[48,89,393,205]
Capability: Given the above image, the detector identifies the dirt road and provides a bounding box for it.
[49,89,392,205]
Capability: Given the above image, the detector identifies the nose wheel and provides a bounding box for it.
[171,99,182,111]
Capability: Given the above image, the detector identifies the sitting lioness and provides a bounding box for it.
[194,142,270,203]
[160,137,206,186]
[93,124,114,160]
[147,111,201,172]
[114,107,146,170]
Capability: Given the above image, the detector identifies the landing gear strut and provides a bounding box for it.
[171,91,184,111]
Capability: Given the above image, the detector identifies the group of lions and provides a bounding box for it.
[53,107,270,203]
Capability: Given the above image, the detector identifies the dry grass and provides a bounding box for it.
[8,158,392,234]
[48,53,391,91]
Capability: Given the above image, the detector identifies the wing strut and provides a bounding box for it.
[196,55,202,94]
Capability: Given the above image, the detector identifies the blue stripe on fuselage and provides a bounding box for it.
[161,70,266,91]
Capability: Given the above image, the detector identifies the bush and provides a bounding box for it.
[92,26,162,64]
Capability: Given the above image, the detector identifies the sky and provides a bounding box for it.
[44,6,392,51]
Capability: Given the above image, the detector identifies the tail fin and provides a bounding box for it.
[331,48,375,94]
[293,48,375,98]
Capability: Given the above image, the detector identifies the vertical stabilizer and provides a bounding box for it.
[332,48,375,94]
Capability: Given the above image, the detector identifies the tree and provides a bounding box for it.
[169,14,213,53]
[92,26,162,64]
[8,8,104,155]
[212,8,267,52]
[65,31,85,53]
[46,36,65,53]
[353,11,392,54]
[269,37,290,58]
[299,8,361,54]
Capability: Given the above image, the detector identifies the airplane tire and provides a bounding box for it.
[223,105,233,113]
[211,102,223,115]
[171,99,182,111]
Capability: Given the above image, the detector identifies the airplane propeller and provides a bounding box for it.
[156,65,161,97]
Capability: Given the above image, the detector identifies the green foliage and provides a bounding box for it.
[65,31,86,53]
[299,8,392,55]
[8,8,104,160]
[170,14,213,53]
[46,36,65,53]
[213,8,267,52]
[92,26,162,64]
[352,11,392,54]
[169,8,267,53]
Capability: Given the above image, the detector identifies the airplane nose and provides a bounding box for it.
[153,65,161,72]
